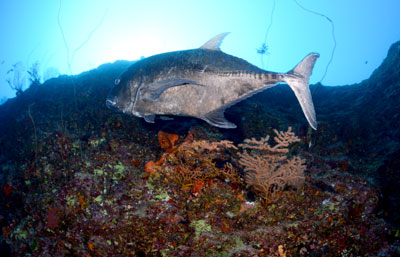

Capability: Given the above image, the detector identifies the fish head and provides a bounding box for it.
[106,76,134,114]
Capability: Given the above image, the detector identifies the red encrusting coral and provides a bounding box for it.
[157,130,179,152]
[3,183,12,197]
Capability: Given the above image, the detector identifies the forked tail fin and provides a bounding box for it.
[284,53,319,130]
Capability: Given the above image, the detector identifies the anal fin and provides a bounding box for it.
[203,109,236,129]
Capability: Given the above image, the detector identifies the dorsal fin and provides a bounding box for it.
[200,32,230,51]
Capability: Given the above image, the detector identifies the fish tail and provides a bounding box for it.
[284,53,320,130]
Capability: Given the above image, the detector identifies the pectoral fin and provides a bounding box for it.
[141,78,202,101]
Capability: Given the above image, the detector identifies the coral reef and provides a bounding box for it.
[238,127,305,202]
[1,126,395,256]
[146,130,241,194]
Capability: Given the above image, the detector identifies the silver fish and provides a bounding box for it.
[106,33,319,129]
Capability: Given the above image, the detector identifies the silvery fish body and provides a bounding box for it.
[106,33,319,129]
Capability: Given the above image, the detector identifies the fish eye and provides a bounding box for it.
[115,78,120,85]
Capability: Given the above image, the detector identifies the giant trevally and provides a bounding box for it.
[106,33,319,129]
